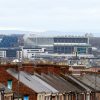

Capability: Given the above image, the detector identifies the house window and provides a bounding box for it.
[7,80,12,89]
[24,95,29,100]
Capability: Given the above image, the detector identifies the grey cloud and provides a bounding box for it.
[0,0,100,35]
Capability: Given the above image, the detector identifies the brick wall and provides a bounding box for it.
[0,63,69,100]
[0,65,37,100]
[21,63,69,75]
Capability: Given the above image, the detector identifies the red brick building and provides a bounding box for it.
[0,63,99,100]
[0,63,69,100]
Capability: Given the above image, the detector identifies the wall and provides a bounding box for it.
[0,65,37,100]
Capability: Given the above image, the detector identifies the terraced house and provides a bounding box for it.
[0,63,100,100]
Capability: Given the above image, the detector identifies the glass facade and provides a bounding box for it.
[6,49,17,57]
[54,37,88,43]
[88,48,92,54]
[54,46,74,54]
[53,37,91,54]
[54,46,92,54]
[76,47,92,54]
[77,47,87,54]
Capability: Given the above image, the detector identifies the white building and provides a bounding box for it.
[22,47,47,60]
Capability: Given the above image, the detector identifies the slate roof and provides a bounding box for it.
[35,73,85,93]
[7,68,58,93]
[65,75,91,91]
[75,74,100,91]
[7,68,97,94]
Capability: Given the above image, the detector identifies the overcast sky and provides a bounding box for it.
[0,0,100,36]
